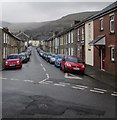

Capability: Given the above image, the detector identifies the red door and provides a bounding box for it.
[101,46,105,70]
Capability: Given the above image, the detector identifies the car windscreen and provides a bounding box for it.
[66,57,81,63]
[58,55,64,58]
[7,55,19,59]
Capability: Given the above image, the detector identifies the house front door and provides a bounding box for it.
[101,46,105,70]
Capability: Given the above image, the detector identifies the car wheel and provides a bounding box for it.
[19,65,22,69]
[60,64,62,70]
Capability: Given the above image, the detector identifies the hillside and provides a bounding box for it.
[1,11,98,39]
[24,11,98,39]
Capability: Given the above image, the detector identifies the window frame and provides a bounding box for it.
[100,19,104,31]
[110,15,114,33]
[111,47,115,62]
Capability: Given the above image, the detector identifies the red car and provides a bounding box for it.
[60,55,85,74]
[4,54,22,69]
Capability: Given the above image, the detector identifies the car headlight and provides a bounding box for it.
[5,61,8,64]
[17,61,20,64]
[81,65,85,68]
[66,63,71,67]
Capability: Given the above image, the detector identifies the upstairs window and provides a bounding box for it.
[77,29,80,41]
[111,47,115,62]
[100,19,104,31]
[110,16,114,33]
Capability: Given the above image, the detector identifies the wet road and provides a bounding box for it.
[2,47,116,118]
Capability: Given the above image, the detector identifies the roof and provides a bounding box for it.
[89,35,105,46]
[85,1,117,22]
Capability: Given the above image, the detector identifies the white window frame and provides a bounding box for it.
[110,16,114,33]
[71,48,74,55]
[68,32,71,43]
[3,33,6,43]
[77,29,80,41]
[111,47,115,62]
[71,31,73,43]
[100,19,104,31]
[82,27,84,41]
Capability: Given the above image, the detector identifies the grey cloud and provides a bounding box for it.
[2,2,112,23]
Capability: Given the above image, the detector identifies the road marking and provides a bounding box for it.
[45,81,53,83]
[43,67,46,71]
[46,73,49,79]
[10,78,19,81]
[65,73,82,80]
[41,82,50,84]
[75,84,88,89]
[94,88,107,92]
[90,89,104,94]
[111,93,117,97]
[113,91,117,94]
[40,64,43,67]
[24,80,34,83]
[72,86,85,90]
[38,73,50,83]
[54,83,65,87]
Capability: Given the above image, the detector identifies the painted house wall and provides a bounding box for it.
[85,21,94,66]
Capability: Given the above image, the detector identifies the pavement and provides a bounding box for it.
[85,65,116,90]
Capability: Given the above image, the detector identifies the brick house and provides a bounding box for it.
[0,27,25,69]
[74,22,85,63]
[89,1,117,75]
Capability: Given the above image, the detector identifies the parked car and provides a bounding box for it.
[46,53,52,62]
[55,54,65,67]
[60,55,85,74]
[49,54,57,64]
[19,53,29,63]
[4,54,22,69]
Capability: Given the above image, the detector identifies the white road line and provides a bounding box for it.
[39,73,50,83]
[43,67,46,71]
[90,89,104,94]
[45,81,53,83]
[10,78,19,81]
[94,88,107,92]
[75,84,88,89]
[113,91,117,94]
[54,83,65,87]
[65,73,82,80]
[41,82,50,84]
[72,86,85,90]
[24,80,34,83]
[46,73,49,79]
[40,64,43,67]
[111,93,117,97]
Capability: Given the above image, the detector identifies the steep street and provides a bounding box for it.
[2,47,116,118]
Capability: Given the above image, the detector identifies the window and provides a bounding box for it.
[110,16,114,33]
[100,19,104,31]
[77,29,80,41]
[111,47,115,62]
[82,27,84,41]
[71,32,73,43]
[71,48,74,55]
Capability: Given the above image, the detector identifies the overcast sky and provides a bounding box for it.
[0,1,115,23]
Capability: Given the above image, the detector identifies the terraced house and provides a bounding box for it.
[0,27,25,69]
[45,1,116,75]
[88,1,117,75]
